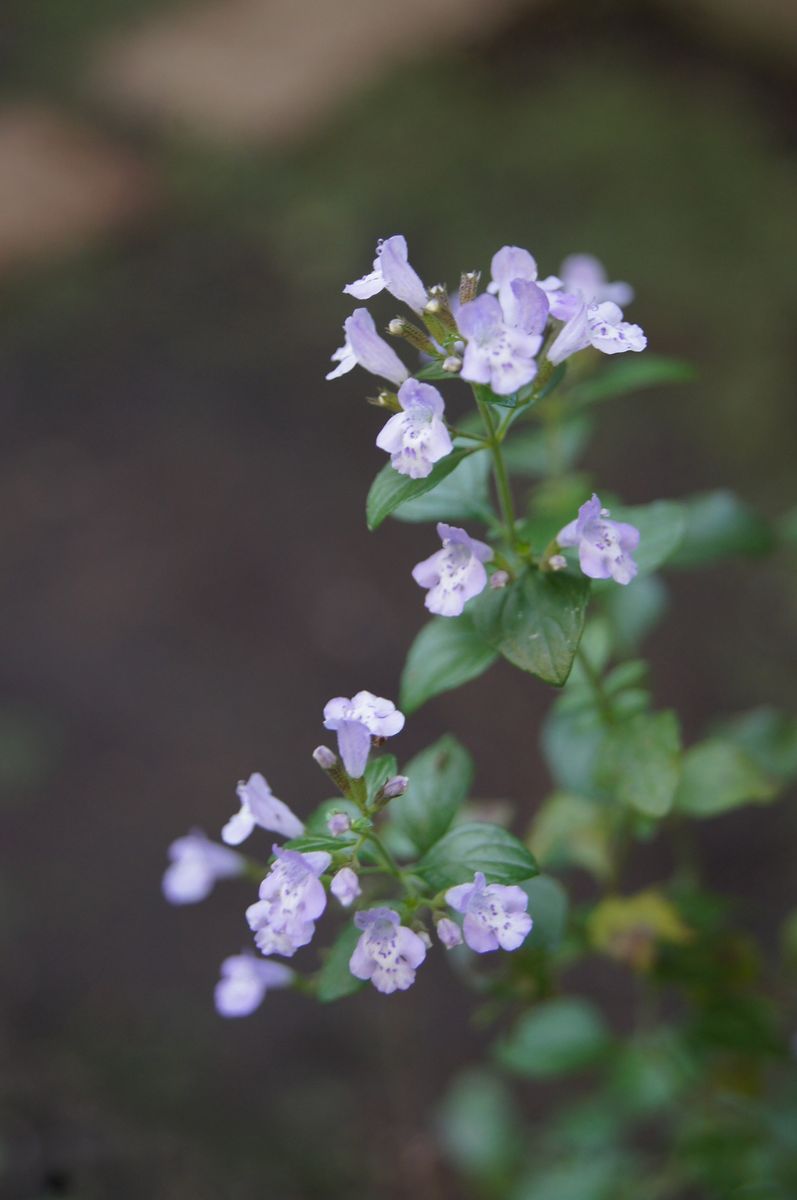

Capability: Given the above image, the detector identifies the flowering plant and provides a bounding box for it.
[164,236,797,1197]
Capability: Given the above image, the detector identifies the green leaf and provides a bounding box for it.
[521,875,569,952]
[675,739,777,818]
[569,354,695,407]
[316,923,364,1002]
[389,735,473,853]
[609,500,686,575]
[470,568,590,687]
[415,821,538,891]
[602,572,668,653]
[496,997,611,1078]
[669,490,775,567]
[390,449,492,523]
[511,1155,630,1200]
[438,1069,522,1184]
[283,833,346,855]
[366,448,477,530]
[414,360,451,381]
[503,415,593,478]
[365,753,398,803]
[598,710,682,818]
[399,615,498,713]
[717,707,797,782]
[542,702,607,797]
[529,792,613,882]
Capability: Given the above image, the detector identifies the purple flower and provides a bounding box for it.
[323,691,405,779]
[330,867,361,908]
[436,917,463,949]
[327,811,351,836]
[458,293,543,396]
[445,872,532,953]
[222,772,304,846]
[412,522,492,617]
[214,954,294,1018]
[343,235,427,314]
[557,493,640,585]
[488,243,571,321]
[349,907,427,993]
[162,830,244,905]
[246,846,331,957]
[559,253,633,307]
[375,379,453,479]
[547,299,646,366]
[326,308,409,386]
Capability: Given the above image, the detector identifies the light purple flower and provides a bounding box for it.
[162,830,244,905]
[547,299,646,366]
[327,811,351,836]
[445,872,532,953]
[343,235,427,314]
[323,691,405,779]
[222,772,304,847]
[557,493,640,585]
[488,243,571,321]
[412,522,492,617]
[436,917,463,949]
[326,308,409,386]
[458,293,543,396]
[330,867,361,907]
[246,846,331,957]
[375,379,453,479]
[214,954,294,1018]
[559,253,633,307]
[349,907,427,993]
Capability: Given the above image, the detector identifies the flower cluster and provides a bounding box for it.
[163,689,534,1016]
[327,235,643,613]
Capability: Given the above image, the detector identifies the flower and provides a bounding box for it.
[445,872,533,953]
[349,907,427,993]
[343,235,427,314]
[162,830,244,904]
[326,308,409,386]
[222,772,304,847]
[488,243,572,321]
[412,522,492,617]
[214,954,294,1018]
[323,691,405,779]
[458,293,543,396]
[556,494,640,585]
[436,917,463,949]
[246,846,331,957]
[547,298,646,366]
[559,253,633,307]
[375,379,453,479]
[327,811,351,836]
[330,867,361,907]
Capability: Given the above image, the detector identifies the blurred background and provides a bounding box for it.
[1,0,796,1196]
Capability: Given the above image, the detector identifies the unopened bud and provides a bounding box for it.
[436,917,463,949]
[442,355,462,374]
[490,570,509,589]
[327,811,351,836]
[549,554,567,572]
[459,270,481,305]
[417,929,433,950]
[382,774,409,800]
[387,316,437,357]
[313,745,337,770]
[367,390,401,411]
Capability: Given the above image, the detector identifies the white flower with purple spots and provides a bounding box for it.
[349,907,427,993]
[246,846,331,958]
[162,830,244,905]
[214,954,294,1018]
[445,872,532,953]
[330,867,361,908]
[412,523,492,617]
[458,293,543,396]
[547,298,646,366]
[343,234,427,314]
[222,772,305,846]
[323,691,405,779]
[557,493,640,586]
[375,379,453,479]
[326,308,409,386]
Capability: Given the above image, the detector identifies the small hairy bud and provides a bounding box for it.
[327,812,351,836]
[436,917,463,950]
[387,316,438,357]
[548,554,567,572]
[313,745,337,770]
[459,270,481,305]
[442,355,462,374]
[382,775,409,800]
[490,570,509,589]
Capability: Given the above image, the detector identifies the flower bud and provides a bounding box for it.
[313,745,337,770]
[387,317,437,357]
[436,917,463,949]
[490,569,509,589]
[548,554,567,572]
[330,867,361,908]
[382,775,409,800]
[327,812,351,836]
[442,355,462,374]
[459,270,481,306]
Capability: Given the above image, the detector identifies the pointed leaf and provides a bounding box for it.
[366,448,478,530]
[415,821,538,891]
[400,615,498,713]
[391,450,492,523]
[389,735,473,853]
[675,739,777,818]
[316,923,364,1002]
[598,710,682,818]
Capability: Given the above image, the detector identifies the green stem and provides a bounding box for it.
[576,644,615,725]
[473,388,518,548]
